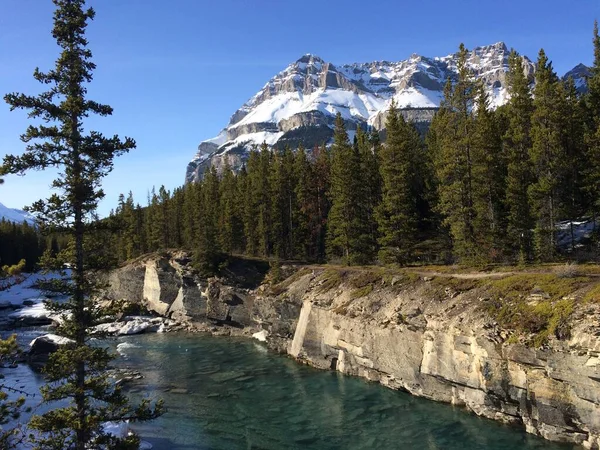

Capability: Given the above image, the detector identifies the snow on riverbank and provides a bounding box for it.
[0,271,69,305]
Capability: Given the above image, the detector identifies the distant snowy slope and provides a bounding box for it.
[186,43,587,183]
[0,202,35,224]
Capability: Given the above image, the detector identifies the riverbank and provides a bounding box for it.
[102,252,600,449]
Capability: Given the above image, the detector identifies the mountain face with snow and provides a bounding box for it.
[186,43,586,183]
[564,63,591,94]
[0,202,35,224]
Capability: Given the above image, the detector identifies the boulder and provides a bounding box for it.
[28,333,75,368]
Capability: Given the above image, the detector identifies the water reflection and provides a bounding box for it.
[118,333,577,450]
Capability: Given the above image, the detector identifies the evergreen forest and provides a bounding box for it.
[103,30,600,272]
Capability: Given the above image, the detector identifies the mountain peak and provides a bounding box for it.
[185,43,554,183]
[295,53,325,64]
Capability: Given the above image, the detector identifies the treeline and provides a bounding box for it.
[0,219,64,272]
[109,26,600,269]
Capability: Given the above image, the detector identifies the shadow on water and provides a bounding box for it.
[116,333,578,450]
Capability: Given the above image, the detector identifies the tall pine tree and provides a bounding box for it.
[376,101,420,264]
[504,50,535,262]
[529,50,564,261]
[1,1,161,448]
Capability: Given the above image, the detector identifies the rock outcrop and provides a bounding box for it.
[103,252,263,328]
[105,254,600,448]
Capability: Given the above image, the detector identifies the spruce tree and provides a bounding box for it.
[313,144,331,261]
[431,44,481,263]
[584,21,600,240]
[242,150,261,255]
[529,50,564,261]
[472,84,507,260]
[195,166,222,274]
[0,335,25,449]
[257,144,273,256]
[559,77,586,251]
[219,160,243,255]
[1,1,161,448]
[504,50,535,262]
[293,145,315,260]
[269,149,287,258]
[327,114,373,264]
[356,125,381,249]
[376,101,419,263]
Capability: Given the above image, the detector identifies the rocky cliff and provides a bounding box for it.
[104,253,600,448]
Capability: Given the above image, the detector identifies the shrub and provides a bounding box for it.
[317,269,343,293]
[350,284,373,299]
[555,262,580,279]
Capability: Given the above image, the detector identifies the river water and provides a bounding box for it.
[116,332,576,450]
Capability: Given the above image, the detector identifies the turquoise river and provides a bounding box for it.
[112,332,577,450]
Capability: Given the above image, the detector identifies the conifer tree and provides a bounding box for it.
[559,77,586,251]
[376,101,419,263]
[356,125,381,247]
[166,187,182,249]
[195,166,222,274]
[182,180,200,250]
[504,50,535,262]
[219,160,243,254]
[293,145,315,260]
[313,144,331,261]
[257,144,273,256]
[1,1,161,448]
[0,334,24,449]
[472,84,507,259]
[269,150,287,258]
[327,114,373,264]
[529,50,564,260]
[584,21,600,238]
[431,44,481,262]
[242,150,261,255]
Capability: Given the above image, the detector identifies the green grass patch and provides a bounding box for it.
[317,269,344,293]
[350,284,373,299]
[431,276,481,293]
[484,273,586,346]
[583,282,600,303]
[347,270,383,289]
[488,273,588,301]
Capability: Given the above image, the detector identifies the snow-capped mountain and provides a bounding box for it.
[563,63,591,93]
[186,43,585,183]
[0,202,35,224]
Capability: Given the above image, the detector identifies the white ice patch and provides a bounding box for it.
[116,342,140,356]
[252,330,269,342]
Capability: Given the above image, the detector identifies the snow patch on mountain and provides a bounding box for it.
[186,43,587,183]
[0,202,35,224]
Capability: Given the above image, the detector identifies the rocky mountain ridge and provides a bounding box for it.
[186,44,589,183]
[0,201,35,224]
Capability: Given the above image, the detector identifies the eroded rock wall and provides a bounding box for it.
[256,271,600,449]
[104,252,255,326]
[105,256,600,448]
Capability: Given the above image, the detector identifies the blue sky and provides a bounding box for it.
[0,0,598,216]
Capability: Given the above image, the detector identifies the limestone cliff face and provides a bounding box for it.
[104,252,259,326]
[105,256,600,449]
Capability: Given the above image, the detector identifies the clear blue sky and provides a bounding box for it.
[0,0,598,216]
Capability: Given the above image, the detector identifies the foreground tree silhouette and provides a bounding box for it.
[1,1,161,448]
